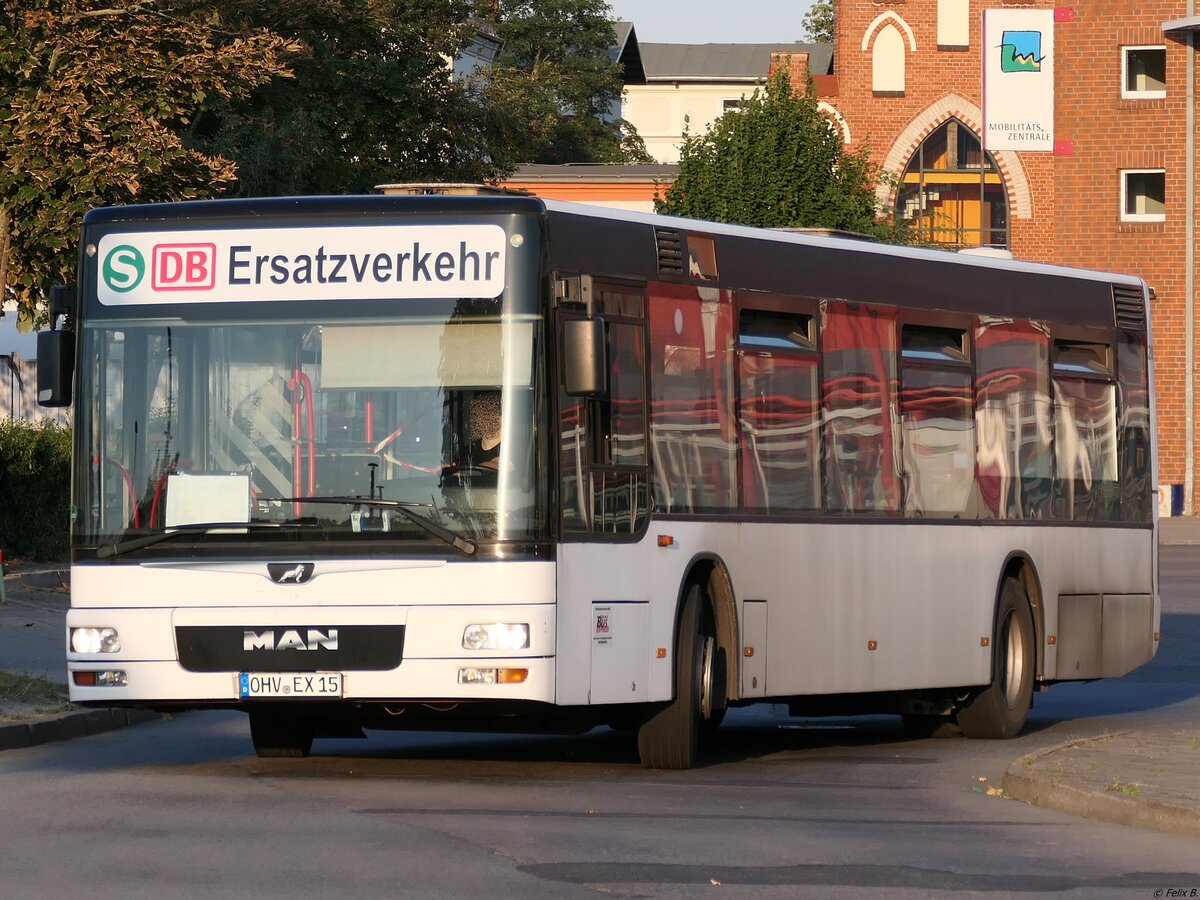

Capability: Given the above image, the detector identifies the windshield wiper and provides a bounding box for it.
[263,496,478,557]
[96,521,315,560]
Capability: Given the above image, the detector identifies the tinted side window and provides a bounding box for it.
[1117,334,1152,523]
[738,309,820,513]
[899,325,975,518]
[975,318,1053,519]
[821,300,901,514]
[648,285,737,514]
[1053,341,1118,521]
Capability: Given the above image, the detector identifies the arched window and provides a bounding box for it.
[872,24,906,94]
[896,119,1009,248]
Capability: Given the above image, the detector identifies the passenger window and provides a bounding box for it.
[738,308,820,513]
[648,284,737,514]
[821,300,902,515]
[1117,334,1152,523]
[975,318,1053,519]
[1053,340,1118,521]
[899,325,975,518]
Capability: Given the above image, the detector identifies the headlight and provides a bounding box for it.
[70,627,121,654]
[462,623,530,651]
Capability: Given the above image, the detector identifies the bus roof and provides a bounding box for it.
[81,193,1147,296]
[538,198,1146,292]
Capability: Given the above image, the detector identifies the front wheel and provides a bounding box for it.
[957,577,1035,739]
[249,711,314,758]
[638,585,706,769]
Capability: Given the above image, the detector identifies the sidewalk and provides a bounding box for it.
[1159,514,1200,545]
[1001,728,1200,838]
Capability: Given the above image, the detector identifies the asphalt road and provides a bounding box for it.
[0,549,1197,898]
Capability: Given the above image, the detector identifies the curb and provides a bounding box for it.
[0,708,161,753]
[2,568,69,592]
[1001,738,1200,840]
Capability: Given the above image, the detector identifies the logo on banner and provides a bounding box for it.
[999,30,1044,73]
[101,244,146,293]
[152,243,216,291]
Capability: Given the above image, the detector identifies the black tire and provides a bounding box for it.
[638,585,704,769]
[249,711,314,758]
[957,577,1035,739]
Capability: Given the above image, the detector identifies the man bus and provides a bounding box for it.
[39,192,1158,768]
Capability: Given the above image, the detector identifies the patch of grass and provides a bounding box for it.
[1105,778,1142,797]
[0,671,71,710]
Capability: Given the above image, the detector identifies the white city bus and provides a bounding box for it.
[38,193,1158,768]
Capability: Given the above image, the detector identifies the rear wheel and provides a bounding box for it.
[249,711,314,758]
[638,585,706,769]
[699,635,727,736]
[957,577,1035,739]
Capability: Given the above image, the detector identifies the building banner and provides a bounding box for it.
[982,9,1055,152]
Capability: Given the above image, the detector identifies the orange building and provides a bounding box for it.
[502,163,675,213]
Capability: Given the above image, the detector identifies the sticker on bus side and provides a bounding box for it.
[95,224,508,305]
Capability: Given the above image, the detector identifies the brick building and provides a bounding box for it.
[825,1,1200,510]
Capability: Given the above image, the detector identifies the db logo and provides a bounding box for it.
[151,243,216,291]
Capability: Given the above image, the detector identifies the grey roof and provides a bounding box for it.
[639,42,832,81]
[609,21,646,83]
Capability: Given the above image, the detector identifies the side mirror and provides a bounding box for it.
[37,329,74,407]
[562,317,607,397]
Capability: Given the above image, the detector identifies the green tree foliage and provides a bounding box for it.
[802,0,834,43]
[0,0,299,322]
[0,421,71,560]
[656,68,908,242]
[477,0,650,166]
[191,0,491,196]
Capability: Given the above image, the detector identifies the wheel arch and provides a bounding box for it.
[676,553,740,702]
[996,550,1045,681]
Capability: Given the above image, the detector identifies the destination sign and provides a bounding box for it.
[96,224,508,304]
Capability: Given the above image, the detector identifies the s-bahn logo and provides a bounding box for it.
[101,244,145,293]
[268,562,315,584]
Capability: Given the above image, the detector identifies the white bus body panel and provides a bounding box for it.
[67,560,557,705]
[69,522,1155,710]
[556,521,1156,705]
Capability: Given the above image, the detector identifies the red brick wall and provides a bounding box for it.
[828,0,1199,502]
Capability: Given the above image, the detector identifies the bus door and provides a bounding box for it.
[554,278,653,706]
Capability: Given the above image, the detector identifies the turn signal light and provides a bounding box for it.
[458,667,529,685]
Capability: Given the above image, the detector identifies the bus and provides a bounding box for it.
[38,192,1158,768]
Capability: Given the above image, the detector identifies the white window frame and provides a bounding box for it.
[1120,169,1166,222]
[721,98,745,113]
[1121,45,1167,100]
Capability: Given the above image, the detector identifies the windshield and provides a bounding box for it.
[75,300,547,555]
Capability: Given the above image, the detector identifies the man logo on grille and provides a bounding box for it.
[268,563,315,584]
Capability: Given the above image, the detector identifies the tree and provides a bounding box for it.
[655,68,908,242]
[190,0,493,196]
[0,0,299,322]
[802,0,834,44]
[475,0,651,167]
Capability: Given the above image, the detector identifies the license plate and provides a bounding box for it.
[239,672,343,699]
